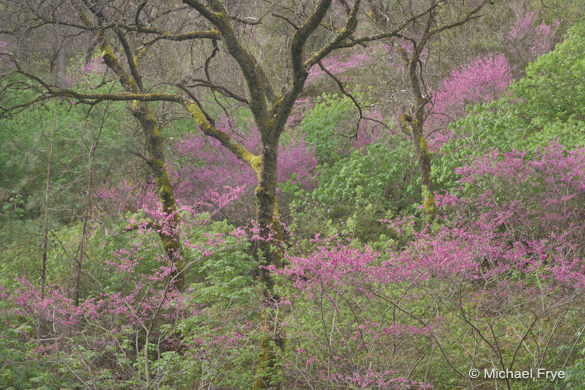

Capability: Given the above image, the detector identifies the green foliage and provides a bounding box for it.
[0,72,135,292]
[312,141,417,212]
[435,98,527,190]
[299,93,359,163]
[0,217,58,291]
[512,20,585,125]
[289,139,419,242]
[562,342,585,389]
[0,323,49,390]
[0,212,260,389]
[172,218,260,389]
[186,218,257,306]
[0,73,130,224]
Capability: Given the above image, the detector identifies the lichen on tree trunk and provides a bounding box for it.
[133,101,185,290]
[252,133,286,390]
[98,39,186,289]
[400,113,437,221]
[416,133,436,220]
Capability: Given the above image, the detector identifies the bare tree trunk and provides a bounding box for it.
[398,43,437,222]
[74,107,105,306]
[398,96,436,221]
[255,134,283,288]
[411,122,436,220]
[73,148,95,307]
[73,190,89,307]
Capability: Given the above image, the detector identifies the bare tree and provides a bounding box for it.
[367,0,490,221]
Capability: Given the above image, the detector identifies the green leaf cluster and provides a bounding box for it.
[290,139,419,242]
[299,93,360,163]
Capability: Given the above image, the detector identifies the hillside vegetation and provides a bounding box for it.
[1,1,585,389]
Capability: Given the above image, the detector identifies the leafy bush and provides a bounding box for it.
[299,93,362,163]
[512,20,585,125]
[289,139,419,242]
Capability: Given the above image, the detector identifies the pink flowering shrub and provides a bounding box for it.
[97,116,317,224]
[270,242,435,389]
[83,57,107,74]
[62,57,108,89]
[272,233,582,387]
[507,11,558,62]
[306,48,373,84]
[427,12,558,149]
[428,54,513,149]
[438,142,585,287]
[0,235,190,388]
[171,117,317,223]
[173,118,316,199]
[95,177,159,214]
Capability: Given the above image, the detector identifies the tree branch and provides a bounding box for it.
[183,100,262,177]
[116,29,144,91]
[183,0,272,124]
[184,79,248,104]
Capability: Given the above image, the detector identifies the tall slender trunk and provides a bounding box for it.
[411,120,435,221]
[40,103,57,300]
[74,140,98,306]
[73,176,91,307]
[403,55,436,221]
